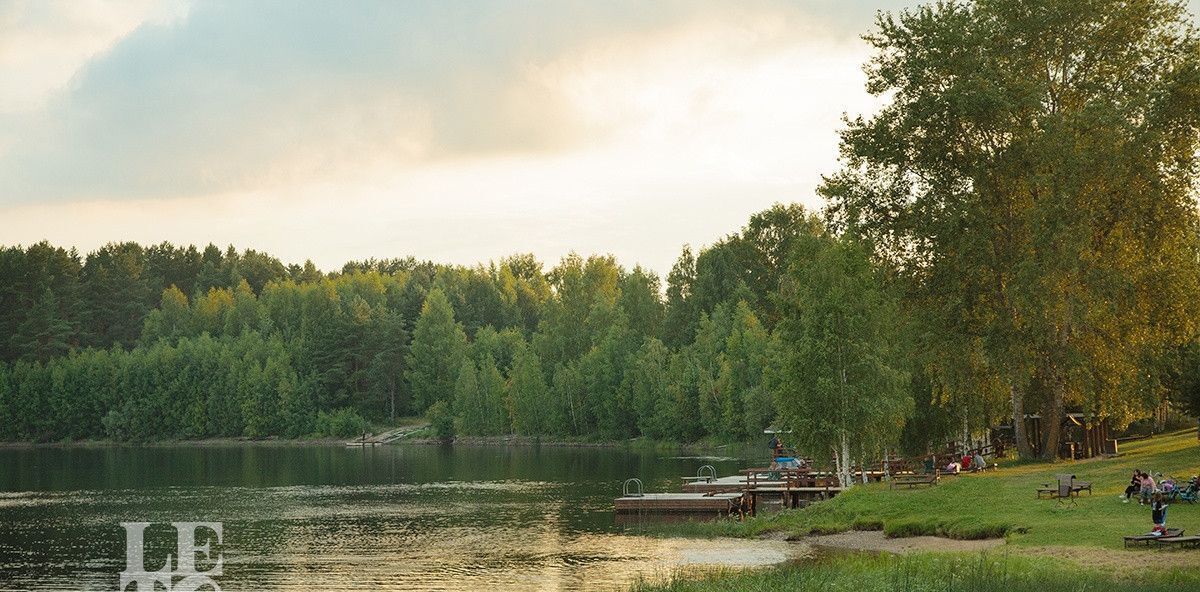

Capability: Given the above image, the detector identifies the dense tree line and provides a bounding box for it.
[0,205,849,444]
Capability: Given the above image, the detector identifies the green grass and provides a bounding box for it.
[664,429,1200,548]
[632,552,1200,591]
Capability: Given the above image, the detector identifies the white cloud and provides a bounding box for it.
[0,0,187,114]
[0,7,881,274]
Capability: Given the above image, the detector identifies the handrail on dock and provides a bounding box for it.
[697,465,717,483]
[622,478,644,498]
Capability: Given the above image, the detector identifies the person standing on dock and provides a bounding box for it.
[768,435,783,459]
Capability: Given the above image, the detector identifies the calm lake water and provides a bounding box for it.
[0,444,797,591]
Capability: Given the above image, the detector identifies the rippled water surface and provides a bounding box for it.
[0,444,794,591]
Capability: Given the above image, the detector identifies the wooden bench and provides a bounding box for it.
[1124,528,1184,547]
[1156,535,1200,549]
[891,474,938,489]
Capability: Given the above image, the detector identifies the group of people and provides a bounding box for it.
[943,451,988,474]
[1123,470,1158,504]
[1122,470,1200,535]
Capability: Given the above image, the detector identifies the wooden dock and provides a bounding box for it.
[682,475,784,494]
[613,492,744,514]
[615,465,854,517]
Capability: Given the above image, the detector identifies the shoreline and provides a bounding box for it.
[0,434,750,453]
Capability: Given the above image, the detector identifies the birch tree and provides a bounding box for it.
[769,237,911,487]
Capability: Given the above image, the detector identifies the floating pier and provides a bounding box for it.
[613,492,745,514]
[615,466,848,517]
[682,475,776,494]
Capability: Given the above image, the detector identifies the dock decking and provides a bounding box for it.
[614,492,744,514]
[682,476,782,494]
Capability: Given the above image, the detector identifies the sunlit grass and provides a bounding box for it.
[649,429,1200,548]
[632,552,1200,591]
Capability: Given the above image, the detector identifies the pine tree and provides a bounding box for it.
[14,288,73,363]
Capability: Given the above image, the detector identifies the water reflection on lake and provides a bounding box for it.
[0,444,797,591]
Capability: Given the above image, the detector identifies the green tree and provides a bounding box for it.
[822,0,1200,458]
[626,337,671,439]
[81,242,153,349]
[223,279,262,336]
[662,246,697,348]
[477,354,509,435]
[426,400,455,440]
[508,345,551,436]
[452,358,482,435]
[407,287,468,412]
[720,301,771,439]
[141,286,194,345]
[618,266,664,340]
[770,238,911,486]
[13,288,74,362]
[365,305,408,420]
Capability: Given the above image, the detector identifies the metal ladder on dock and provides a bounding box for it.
[622,478,644,498]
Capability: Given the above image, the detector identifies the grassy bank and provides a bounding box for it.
[656,429,1200,548]
[633,430,1200,590]
[634,552,1200,591]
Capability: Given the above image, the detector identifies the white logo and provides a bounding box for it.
[119,522,223,591]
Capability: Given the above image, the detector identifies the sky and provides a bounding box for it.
[3,1,1194,275]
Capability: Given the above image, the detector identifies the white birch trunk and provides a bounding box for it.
[838,431,854,488]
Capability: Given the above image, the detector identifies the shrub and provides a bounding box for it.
[314,407,369,438]
[426,400,455,441]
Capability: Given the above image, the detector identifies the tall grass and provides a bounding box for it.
[633,552,1200,591]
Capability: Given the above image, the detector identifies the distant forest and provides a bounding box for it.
[0,204,828,443]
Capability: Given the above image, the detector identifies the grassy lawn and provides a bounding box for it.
[634,430,1200,590]
[668,429,1200,548]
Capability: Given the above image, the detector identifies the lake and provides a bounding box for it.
[0,444,797,591]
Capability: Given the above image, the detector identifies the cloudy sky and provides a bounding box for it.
[4,1,1193,274]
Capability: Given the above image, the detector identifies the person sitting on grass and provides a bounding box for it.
[944,460,960,474]
[1122,470,1142,503]
[1151,492,1169,535]
[972,451,986,472]
[1140,472,1156,505]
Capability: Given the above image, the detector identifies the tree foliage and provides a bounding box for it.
[822,0,1200,458]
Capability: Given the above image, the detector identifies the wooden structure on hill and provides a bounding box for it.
[996,413,1116,459]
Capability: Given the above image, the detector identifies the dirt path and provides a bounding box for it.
[792,530,1005,554]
